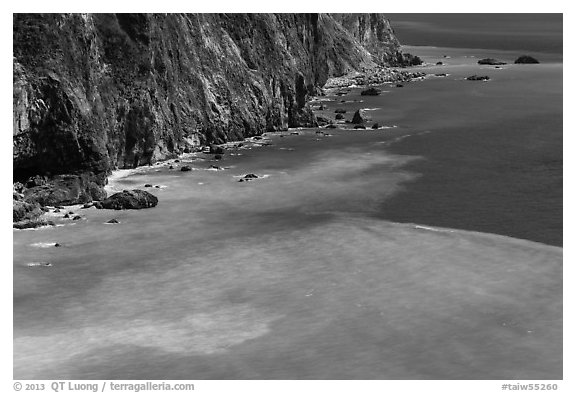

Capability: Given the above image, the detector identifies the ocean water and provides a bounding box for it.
[13,46,562,379]
[387,14,563,55]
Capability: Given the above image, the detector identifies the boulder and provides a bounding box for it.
[72,215,82,220]
[315,115,332,126]
[144,184,153,187]
[244,174,259,179]
[209,145,225,154]
[360,87,381,96]
[352,109,367,124]
[181,166,192,172]
[354,125,367,130]
[106,219,120,224]
[478,58,506,65]
[335,113,344,120]
[371,123,379,129]
[515,55,539,64]
[214,154,222,160]
[396,84,404,87]
[436,61,443,65]
[334,109,346,114]
[100,190,158,210]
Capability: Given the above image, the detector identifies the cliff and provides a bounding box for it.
[13,13,402,210]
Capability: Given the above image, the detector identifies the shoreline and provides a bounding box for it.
[14,44,562,248]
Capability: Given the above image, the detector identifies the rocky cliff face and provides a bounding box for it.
[13,13,401,209]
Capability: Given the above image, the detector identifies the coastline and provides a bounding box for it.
[13,43,562,380]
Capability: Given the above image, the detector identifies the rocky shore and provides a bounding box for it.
[322,66,424,89]
[12,13,424,228]
[13,13,408,226]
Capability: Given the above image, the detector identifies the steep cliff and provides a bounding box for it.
[13,13,402,209]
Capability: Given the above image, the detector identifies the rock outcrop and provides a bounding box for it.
[99,190,158,210]
[515,55,539,64]
[478,58,507,65]
[352,109,367,124]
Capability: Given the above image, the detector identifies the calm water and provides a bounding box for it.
[387,14,563,55]
[13,46,562,379]
[375,47,563,246]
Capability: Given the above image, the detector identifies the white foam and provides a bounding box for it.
[30,242,58,248]
[414,225,454,233]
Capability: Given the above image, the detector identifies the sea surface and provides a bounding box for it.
[13,46,562,380]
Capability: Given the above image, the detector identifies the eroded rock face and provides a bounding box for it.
[13,13,402,205]
[100,190,158,210]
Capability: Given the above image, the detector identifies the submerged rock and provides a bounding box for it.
[180,166,192,172]
[371,123,379,129]
[144,184,153,187]
[72,215,82,221]
[515,55,539,64]
[466,75,490,81]
[360,87,381,96]
[335,113,345,120]
[354,125,367,129]
[106,218,120,224]
[100,190,158,210]
[27,262,53,268]
[334,109,346,114]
